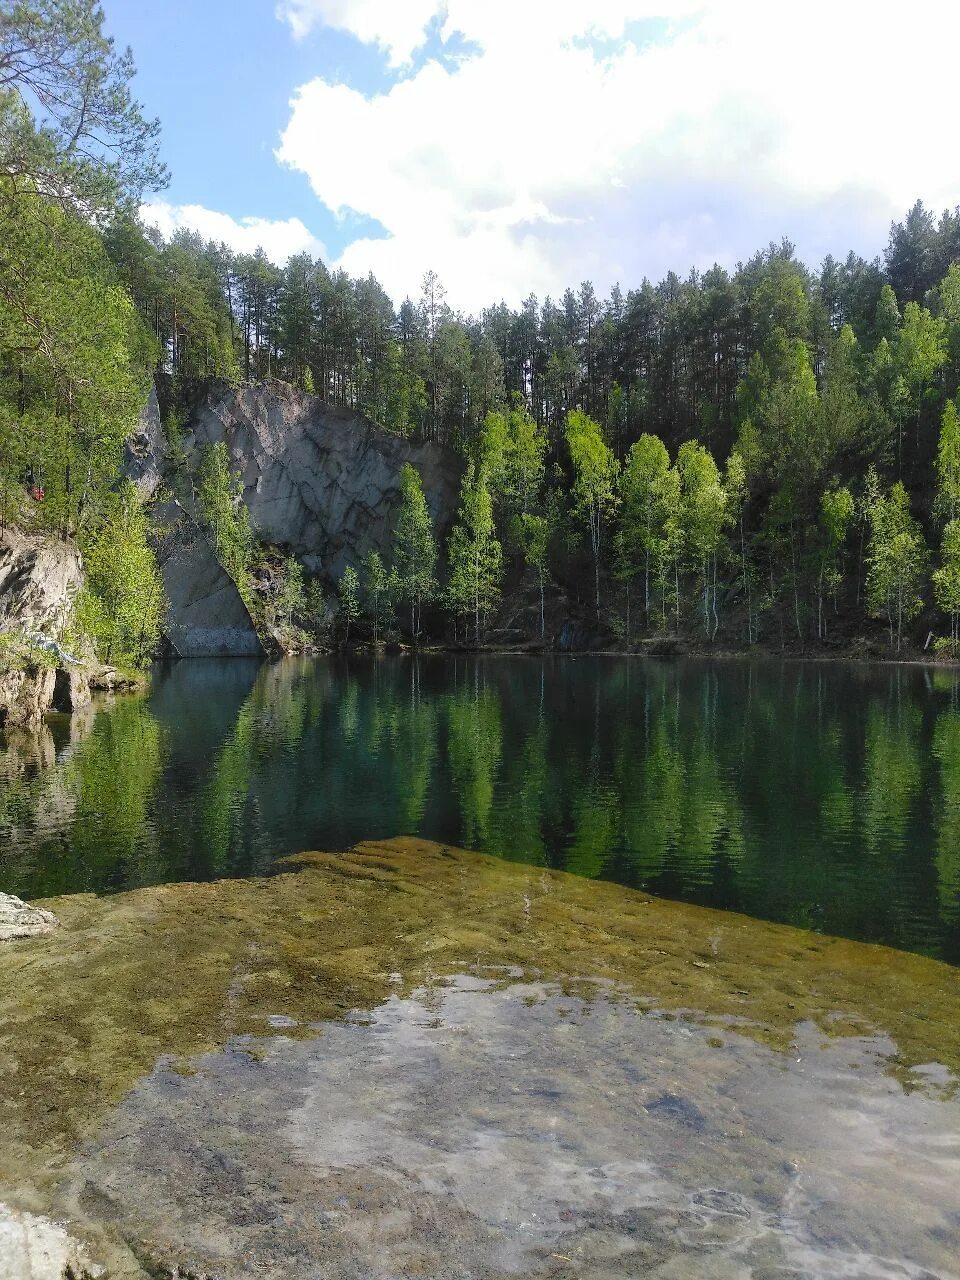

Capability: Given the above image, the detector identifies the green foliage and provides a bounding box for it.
[933,521,960,653]
[337,565,361,643]
[936,399,960,523]
[518,511,551,640]
[814,486,854,638]
[276,555,306,632]
[0,178,153,534]
[446,462,503,645]
[675,441,728,638]
[195,442,254,598]
[392,462,436,640]
[74,484,165,668]
[481,395,547,520]
[566,409,619,616]
[0,0,166,219]
[865,474,927,651]
[362,550,392,644]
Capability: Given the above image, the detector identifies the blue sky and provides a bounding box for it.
[104,0,385,256]
[104,1,960,313]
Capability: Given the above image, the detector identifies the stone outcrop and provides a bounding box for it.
[51,665,91,713]
[153,500,264,658]
[0,528,83,638]
[0,893,59,942]
[181,381,461,578]
[118,379,461,656]
[123,383,166,501]
[0,663,56,730]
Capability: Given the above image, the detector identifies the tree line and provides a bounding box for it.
[5,3,960,657]
[106,187,960,651]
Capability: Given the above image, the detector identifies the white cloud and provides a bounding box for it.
[276,0,439,66]
[140,202,326,264]
[272,0,960,310]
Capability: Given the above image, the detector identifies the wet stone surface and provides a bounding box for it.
[64,974,960,1279]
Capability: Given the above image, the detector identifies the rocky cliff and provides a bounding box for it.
[179,381,461,578]
[152,501,264,658]
[126,380,460,656]
[0,527,83,638]
[0,529,85,727]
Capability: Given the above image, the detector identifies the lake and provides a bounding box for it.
[2,654,960,962]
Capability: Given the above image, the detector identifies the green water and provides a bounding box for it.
[2,654,960,962]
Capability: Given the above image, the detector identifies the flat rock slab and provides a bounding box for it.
[0,892,58,941]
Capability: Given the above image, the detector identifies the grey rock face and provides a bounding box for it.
[153,501,264,658]
[51,666,91,713]
[123,384,165,501]
[121,380,459,656]
[183,381,460,578]
[0,664,56,729]
[0,528,83,638]
[0,893,59,942]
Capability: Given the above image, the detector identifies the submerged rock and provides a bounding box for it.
[0,891,58,941]
[1,840,959,1277]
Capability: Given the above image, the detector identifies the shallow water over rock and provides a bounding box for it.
[67,973,960,1278]
[2,839,959,1278]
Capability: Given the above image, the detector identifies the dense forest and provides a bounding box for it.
[4,1,960,660]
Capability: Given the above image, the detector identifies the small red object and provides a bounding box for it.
[31,485,44,501]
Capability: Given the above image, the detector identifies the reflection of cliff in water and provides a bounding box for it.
[2,656,960,961]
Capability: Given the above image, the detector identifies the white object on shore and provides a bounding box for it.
[0,892,59,941]
[27,632,80,665]
[0,1202,102,1278]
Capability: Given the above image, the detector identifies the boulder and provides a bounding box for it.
[0,893,59,942]
[182,381,461,578]
[0,528,83,638]
[0,663,56,729]
[153,501,264,658]
[51,665,91,713]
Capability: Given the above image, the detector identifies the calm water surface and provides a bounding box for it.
[2,655,960,962]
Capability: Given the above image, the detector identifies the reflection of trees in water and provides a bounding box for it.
[0,698,167,897]
[5,656,960,959]
[860,694,921,859]
[445,665,502,850]
[934,704,960,922]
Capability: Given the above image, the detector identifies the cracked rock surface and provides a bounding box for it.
[183,381,461,579]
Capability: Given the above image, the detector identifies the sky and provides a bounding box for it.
[105,0,960,314]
